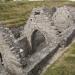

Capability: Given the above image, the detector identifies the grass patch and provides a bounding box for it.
[44,65,70,75]
[65,56,75,64]
[0,1,70,28]
[44,64,75,75]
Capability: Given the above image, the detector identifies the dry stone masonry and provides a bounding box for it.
[0,6,75,75]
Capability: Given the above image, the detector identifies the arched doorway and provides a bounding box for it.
[31,30,46,54]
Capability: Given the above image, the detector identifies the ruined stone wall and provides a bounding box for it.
[23,6,75,75]
[0,6,75,75]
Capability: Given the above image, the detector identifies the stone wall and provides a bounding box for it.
[0,6,75,75]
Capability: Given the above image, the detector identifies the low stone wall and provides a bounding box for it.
[27,27,75,75]
[27,44,60,75]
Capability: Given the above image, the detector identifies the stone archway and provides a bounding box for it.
[31,30,46,54]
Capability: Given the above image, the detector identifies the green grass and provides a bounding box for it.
[43,43,75,75]
[0,1,70,28]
